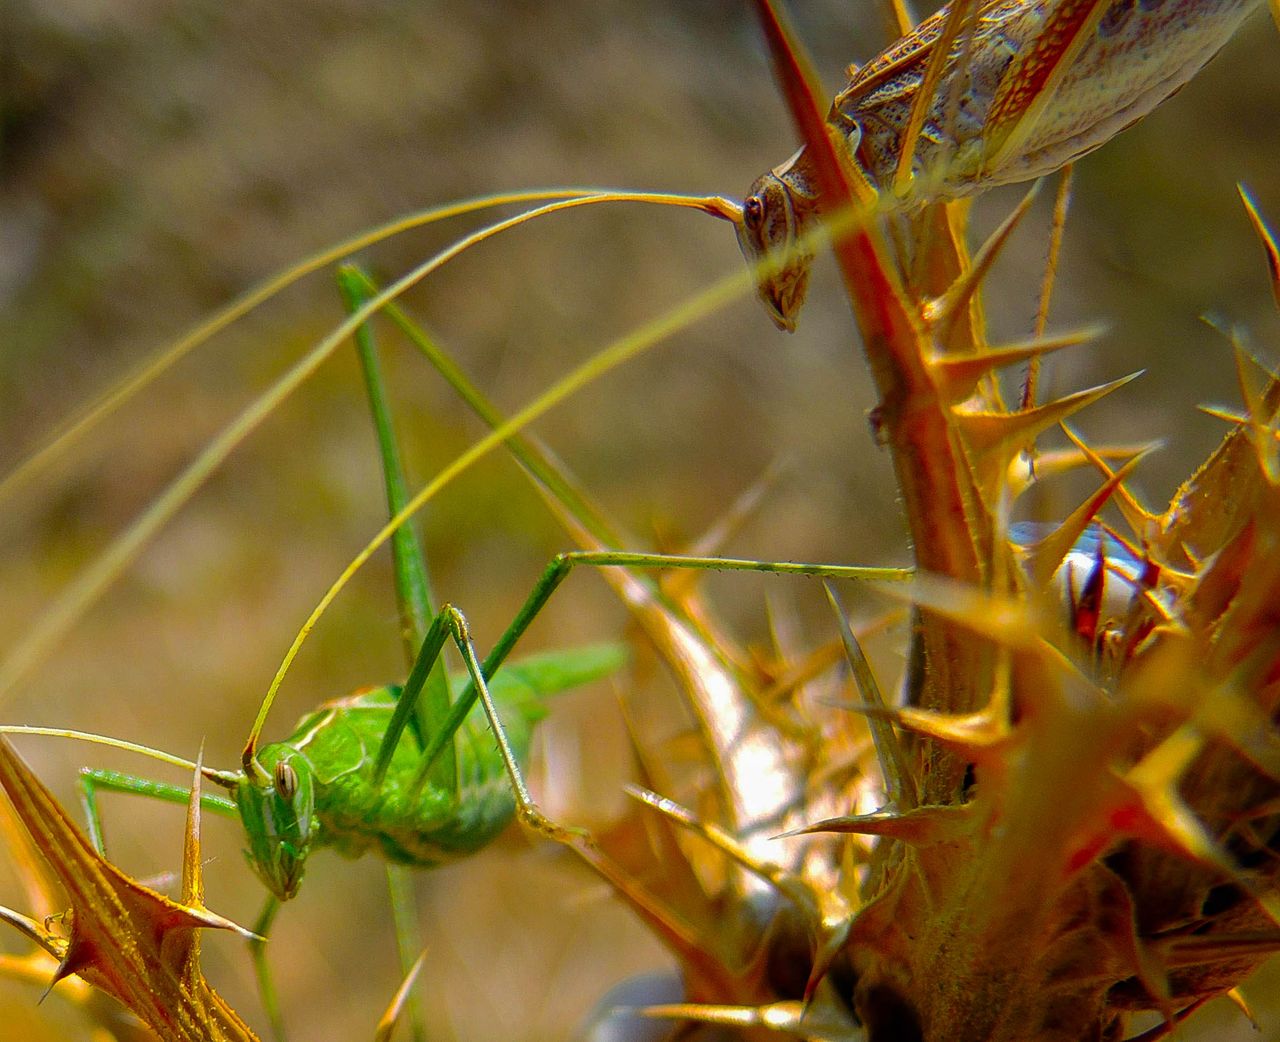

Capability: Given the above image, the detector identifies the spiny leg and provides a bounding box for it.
[438,604,585,843]
[249,896,285,1042]
[363,549,907,855]
[341,264,451,769]
[341,264,436,1042]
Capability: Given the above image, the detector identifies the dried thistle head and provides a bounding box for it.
[0,740,258,1042]
[573,7,1280,1041]
[581,201,1280,1042]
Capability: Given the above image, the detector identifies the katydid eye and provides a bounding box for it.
[274,760,299,799]
[744,195,764,229]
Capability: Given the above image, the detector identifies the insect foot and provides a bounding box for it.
[517,804,596,849]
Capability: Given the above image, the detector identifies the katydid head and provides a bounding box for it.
[735,163,816,333]
[235,745,317,901]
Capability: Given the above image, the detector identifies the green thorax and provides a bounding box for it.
[256,644,622,869]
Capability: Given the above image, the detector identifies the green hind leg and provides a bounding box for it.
[366,600,588,848]
[249,896,286,1042]
[341,264,438,1042]
[365,547,908,855]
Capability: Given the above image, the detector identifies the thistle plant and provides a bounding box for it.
[569,3,1280,1039]
[0,2,1277,1041]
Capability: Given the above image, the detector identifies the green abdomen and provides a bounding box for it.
[280,686,536,868]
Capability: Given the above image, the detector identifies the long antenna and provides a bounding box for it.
[0,725,240,789]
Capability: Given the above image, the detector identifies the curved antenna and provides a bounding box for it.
[1,191,735,718]
[0,192,576,510]
[240,250,757,769]
[0,190,737,516]
[0,725,240,789]
[242,186,889,767]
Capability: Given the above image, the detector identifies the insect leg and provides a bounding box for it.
[341,265,442,1042]
[77,768,236,855]
[341,264,453,783]
[414,547,899,842]
[249,896,286,1042]
[412,549,909,785]
[439,604,585,843]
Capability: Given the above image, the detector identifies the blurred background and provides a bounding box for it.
[0,1,1277,1039]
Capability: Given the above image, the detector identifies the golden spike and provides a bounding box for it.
[930,325,1105,402]
[924,180,1042,336]
[1224,987,1259,1029]
[777,804,974,844]
[1198,405,1253,425]
[635,998,855,1040]
[1196,404,1280,469]
[1059,423,1162,535]
[374,951,427,1042]
[1006,441,1155,500]
[1232,337,1280,484]
[1239,185,1280,311]
[893,704,1013,752]
[954,372,1143,488]
[1116,727,1257,890]
[1111,739,1280,943]
[1016,450,1150,590]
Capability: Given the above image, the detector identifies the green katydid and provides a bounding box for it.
[5,258,907,897]
[2,254,908,913]
[44,264,639,1042]
[0,212,904,1039]
[58,281,622,909]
